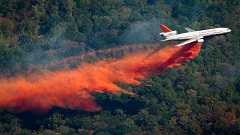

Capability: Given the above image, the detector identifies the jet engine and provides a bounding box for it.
[197,39,204,42]
[159,30,177,37]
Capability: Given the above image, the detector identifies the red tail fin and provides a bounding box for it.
[160,24,172,33]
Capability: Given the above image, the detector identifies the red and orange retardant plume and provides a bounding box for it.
[0,42,202,113]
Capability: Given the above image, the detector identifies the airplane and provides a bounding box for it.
[159,24,231,46]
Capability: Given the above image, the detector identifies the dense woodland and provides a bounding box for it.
[0,0,240,134]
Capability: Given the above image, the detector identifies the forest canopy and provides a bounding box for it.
[0,0,240,134]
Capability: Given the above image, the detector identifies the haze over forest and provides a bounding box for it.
[0,0,240,134]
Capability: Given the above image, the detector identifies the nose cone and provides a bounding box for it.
[226,28,231,33]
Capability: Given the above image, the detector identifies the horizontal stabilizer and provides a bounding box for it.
[185,27,195,32]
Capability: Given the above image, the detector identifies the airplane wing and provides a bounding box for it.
[185,27,195,32]
[176,37,203,47]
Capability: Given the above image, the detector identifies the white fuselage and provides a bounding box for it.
[164,28,231,41]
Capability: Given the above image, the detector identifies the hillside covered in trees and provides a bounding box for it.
[0,0,240,134]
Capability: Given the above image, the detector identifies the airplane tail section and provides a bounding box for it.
[160,24,172,33]
[159,24,177,37]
